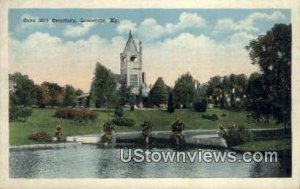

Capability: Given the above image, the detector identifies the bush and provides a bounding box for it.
[211,114,219,121]
[29,130,52,142]
[221,113,226,117]
[140,121,153,137]
[170,120,185,145]
[54,125,64,142]
[193,100,207,112]
[201,113,219,121]
[111,117,135,127]
[114,105,123,117]
[54,107,97,122]
[101,121,115,143]
[9,105,33,122]
[218,123,253,147]
[171,120,185,134]
[102,121,115,135]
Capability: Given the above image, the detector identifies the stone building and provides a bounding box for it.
[120,31,148,95]
[76,31,149,107]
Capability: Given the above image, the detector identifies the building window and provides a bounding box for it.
[130,56,137,62]
[129,74,138,87]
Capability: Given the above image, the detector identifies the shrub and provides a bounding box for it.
[9,105,33,122]
[211,114,219,121]
[54,125,64,142]
[140,121,153,137]
[101,121,115,143]
[201,113,219,121]
[170,120,186,145]
[114,105,123,117]
[171,120,185,134]
[102,121,115,135]
[193,100,207,112]
[218,122,253,147]
[221,113,226,117]
[111,117,135,127]
[29,130,52,142]
[54,107,97,122]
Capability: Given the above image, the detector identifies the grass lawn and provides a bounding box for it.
[232,138,291,152]
[9,108,284,146]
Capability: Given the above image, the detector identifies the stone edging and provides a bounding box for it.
[10,142,82,151]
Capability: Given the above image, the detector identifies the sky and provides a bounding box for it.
[9,9,291,92]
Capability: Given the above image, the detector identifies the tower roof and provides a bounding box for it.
[123,30,138,54]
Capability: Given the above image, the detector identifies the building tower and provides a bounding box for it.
[120,31,146,94]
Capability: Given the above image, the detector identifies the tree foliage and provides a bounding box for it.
[206,74,248,109]
[167,91,175,113]
[148,77,168,106]
[246,24,291,126]
[117,82,132,105]
[90,62,117,108]
[173,73,196,108]
[9,72,37,106]
[246,73,271,123]
[10,72,83,109]
[37,82,64,107]
[64,85,77,106]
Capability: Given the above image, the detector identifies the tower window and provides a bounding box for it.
[129,74,138,87]
[130,56,137,62]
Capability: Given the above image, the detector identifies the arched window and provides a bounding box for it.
[130,56,137,62]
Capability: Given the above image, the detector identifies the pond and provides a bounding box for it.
[9,145,291,178]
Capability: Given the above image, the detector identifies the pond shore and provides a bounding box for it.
[10,128,291,152]
[10,142,82,151]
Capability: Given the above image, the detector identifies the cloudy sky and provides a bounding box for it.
[9,9,291,92]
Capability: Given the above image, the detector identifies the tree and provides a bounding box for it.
[114,105,123,117]
[9,72,37,106]
[148,77,168,106]
[207,76,222,97]
[37,84,51,108]
[117,81,132,105]
[246,24,291,127]
[41,82,64,107]
[64,85,77,106]
[167,91,175,113]
[75,89,84,96]
[246,72,271,123]
[90,62,117,109]
[173,73,196,108]
[206,75,222,106]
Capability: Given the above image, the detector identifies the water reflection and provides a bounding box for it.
[9,145,291,178]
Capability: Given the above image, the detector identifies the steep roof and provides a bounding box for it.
[123,30,138,54]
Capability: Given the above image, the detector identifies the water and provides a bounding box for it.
[9,145,291,178]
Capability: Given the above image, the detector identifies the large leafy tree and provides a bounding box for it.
[246,24,291,127]
[9,72,37,106]
[75,89,84,96]
[64,85,77,106]
[246,72,272,123]
[90,62,117,108]
[41,82,65,107]
[206,74,248,107]
[173,73,196,108]
[36,83,51,107]
[148,77,168,106]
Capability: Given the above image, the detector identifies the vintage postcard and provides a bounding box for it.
[0,0,299,189]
